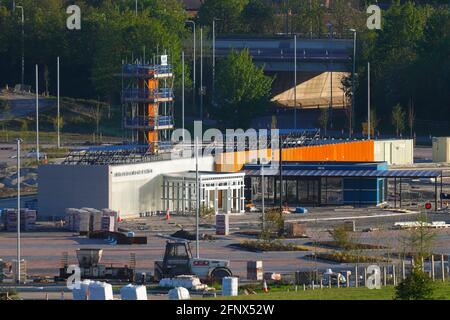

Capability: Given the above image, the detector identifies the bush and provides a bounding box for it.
[261,209,285,240]
[328,225,352,249]
[395,265,435,300]
[308,252,387,263]
[239,239,309,252]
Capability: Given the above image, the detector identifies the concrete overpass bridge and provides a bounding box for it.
[216,37,353,72]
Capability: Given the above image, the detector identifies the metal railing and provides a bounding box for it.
[122,88,173,101]
[122,64,172,76]
[124,116,174,129]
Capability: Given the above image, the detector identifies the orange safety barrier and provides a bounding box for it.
[214,140,375,172]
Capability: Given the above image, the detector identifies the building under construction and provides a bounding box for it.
[121,56,174,154]
[37,55,427,218]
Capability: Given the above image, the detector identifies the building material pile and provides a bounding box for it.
[65,208,119,234]
[247,261,263,281]
[216,214,229,235]
[159,275,207,291]
[393,221,450,229]
[2,208,36,231]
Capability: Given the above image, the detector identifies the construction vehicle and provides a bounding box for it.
[153,240,232,283]
[56,248,135,282]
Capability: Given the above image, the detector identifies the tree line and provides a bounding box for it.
[0,0,449,135]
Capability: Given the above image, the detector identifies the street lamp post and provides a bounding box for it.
[16,138,22,284]
[200,27,203,120]
[367,62,371,140]
[182,51,185,142]
[212,18,220,108]
[261,164,265,232]
[294,34,297,129]
[195,137,200,259]
[15,5,24,88]
[211,18,216,106]
[35,65,39,163]
[57,57,61,148]
[327,22,334,130]
[349,29,357,137]
[185,21,196,112]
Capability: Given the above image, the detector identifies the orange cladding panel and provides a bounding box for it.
[214,140,375,172]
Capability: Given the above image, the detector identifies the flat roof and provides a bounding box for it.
[244,169,442,178]
[164,171,245,180]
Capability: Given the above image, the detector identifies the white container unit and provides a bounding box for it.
[374,139,414,165]
[120,284,148,300]
[432,137,450,163]
[222,277,239,297]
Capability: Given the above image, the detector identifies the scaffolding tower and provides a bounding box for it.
[122,56,175,154]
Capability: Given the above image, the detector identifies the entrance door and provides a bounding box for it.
[297,179,320,206]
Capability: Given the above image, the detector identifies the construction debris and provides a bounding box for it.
[393,221,450,229]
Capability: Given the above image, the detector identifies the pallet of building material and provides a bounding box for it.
[101,216,115,232]
[78,210,90,233]
[4,209,36,231]
[82,208,103,232]
[23,209,36,231]
[247,261,263,281]
[216,214,229,236]
[101,209,118,231]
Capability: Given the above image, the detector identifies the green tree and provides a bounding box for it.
[414,9,450,121]
[356,1,432,130]
[328,224,352,250]
[216,49,273,127]
[242,0,275,34]
[395,264,434,300]
[392,103,406,137]
[198,0,249,34]
[406,213,436,262]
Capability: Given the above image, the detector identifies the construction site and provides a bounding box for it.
[0,53,450,301]
[0,0,449,302]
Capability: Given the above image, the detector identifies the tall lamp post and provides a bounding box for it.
[367,62,371,140]
[182,51,185,142]
[200,27,203,120]
[349,29,357,137]
[15,5,25,88]
[16,138,22,284]
[294,34,297,129]
[35,65,39,163]
[195,137,200,258]
[327,22,333,130]
[57,57,61,148]
[185,20,196,111]
[212,18,220,107]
